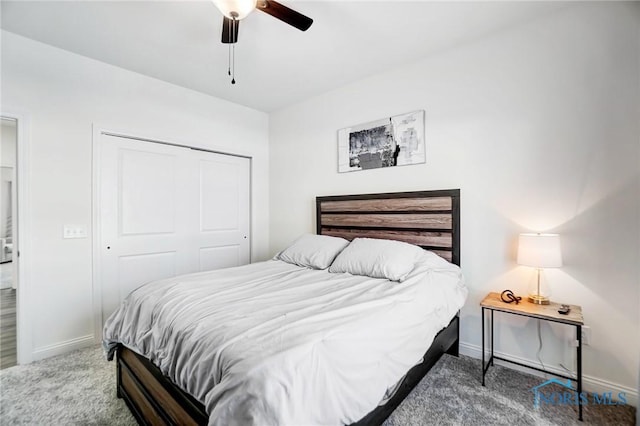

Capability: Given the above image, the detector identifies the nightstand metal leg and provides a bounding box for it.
[577,325,583,421]
[482,307,485,386]
[490,309,494,366]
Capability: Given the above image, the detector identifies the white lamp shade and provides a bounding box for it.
[212,0,257,19]
[517,233,562,268]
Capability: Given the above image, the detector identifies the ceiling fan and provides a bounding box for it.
[212,0,313,83]
[216,0,313,44]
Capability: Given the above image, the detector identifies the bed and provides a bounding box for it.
[105,189,463,425]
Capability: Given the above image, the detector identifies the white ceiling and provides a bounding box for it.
[1,1,565,112]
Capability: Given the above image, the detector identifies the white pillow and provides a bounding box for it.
[278,234,350,270]
[329,238,426,282]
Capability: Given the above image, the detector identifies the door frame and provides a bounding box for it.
[2,109,33,364]
[91,125,252,342]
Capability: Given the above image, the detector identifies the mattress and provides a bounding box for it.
[103,255,467,425]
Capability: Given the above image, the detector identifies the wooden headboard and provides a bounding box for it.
[316,189,460,265]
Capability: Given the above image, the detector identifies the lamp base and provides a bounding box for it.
[528,294,550,305]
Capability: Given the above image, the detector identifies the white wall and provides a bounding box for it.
[1,119,17,168]
[270,2,640,403]
[0,119,17,289]
[1,119,16,239]
[1,30,270,360]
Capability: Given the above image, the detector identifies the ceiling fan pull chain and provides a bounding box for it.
[227,15,232,76]
[231,15,236,84]
[231,44,236,84]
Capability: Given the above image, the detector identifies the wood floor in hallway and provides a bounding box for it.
[0,288,17,369]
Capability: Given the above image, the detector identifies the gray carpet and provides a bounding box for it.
[0,345,635,425]
[384,355,635,426]
[0,345,135,425]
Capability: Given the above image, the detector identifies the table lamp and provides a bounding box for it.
[517,233,562,305]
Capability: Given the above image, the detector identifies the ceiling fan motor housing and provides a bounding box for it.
[213,0,257,20]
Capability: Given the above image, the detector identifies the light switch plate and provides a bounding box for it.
[63,225,87,239]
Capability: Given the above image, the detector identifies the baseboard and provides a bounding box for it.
[31,335,95,361]
[459,342,638,408]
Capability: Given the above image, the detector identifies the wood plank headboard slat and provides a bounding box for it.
[321,197,452,213]
[320,228,452,248]
[321,213,452,230]
[431,251,453,262]
[316,189,460,265]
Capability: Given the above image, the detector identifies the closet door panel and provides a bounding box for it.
[99,134,250,325]
[195,151,250,271]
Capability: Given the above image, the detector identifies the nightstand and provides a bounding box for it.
[480,292,584,421]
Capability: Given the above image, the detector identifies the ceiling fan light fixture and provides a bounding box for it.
[213,0,257,20]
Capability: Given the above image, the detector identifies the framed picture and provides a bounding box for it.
[337,110,425,173]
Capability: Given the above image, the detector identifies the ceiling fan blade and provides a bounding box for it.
[256,0,313,31]
[221,16,240,44]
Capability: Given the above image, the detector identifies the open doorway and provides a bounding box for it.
[0,117,17,369]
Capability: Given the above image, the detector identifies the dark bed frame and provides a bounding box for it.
[116,189,461,426]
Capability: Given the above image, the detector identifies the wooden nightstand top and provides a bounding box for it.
[480,292,584,326]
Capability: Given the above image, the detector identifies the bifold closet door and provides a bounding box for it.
[99,135,250,325]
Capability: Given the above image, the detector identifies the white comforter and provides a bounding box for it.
[103,254,467,426]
